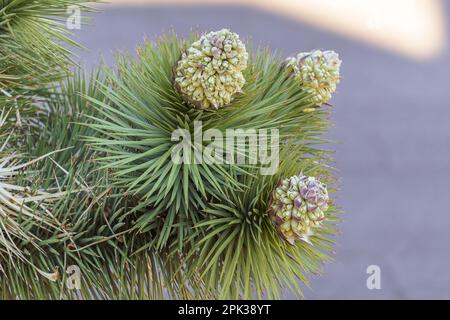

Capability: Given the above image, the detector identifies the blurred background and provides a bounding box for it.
[73,0,450,299]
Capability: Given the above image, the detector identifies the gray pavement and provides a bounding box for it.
[73,4,450,299]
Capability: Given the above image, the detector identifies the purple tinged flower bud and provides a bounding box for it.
[269,174,330,245]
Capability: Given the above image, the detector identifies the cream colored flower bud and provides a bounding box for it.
[269,174,330,245]
[174,29,248,109]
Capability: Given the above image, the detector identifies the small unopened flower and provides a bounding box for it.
[269,174,329,245]
[174,29,248,110]
[286,50,341,106]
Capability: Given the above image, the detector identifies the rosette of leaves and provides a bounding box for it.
[84,34,242,253]
[184,148,339,299]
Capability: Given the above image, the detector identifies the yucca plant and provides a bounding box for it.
[0,2,343,299]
